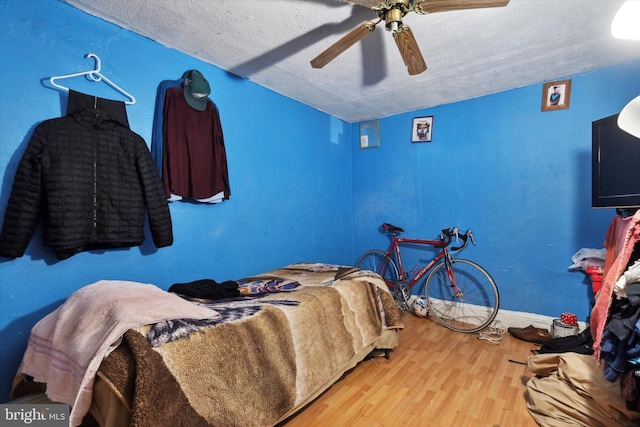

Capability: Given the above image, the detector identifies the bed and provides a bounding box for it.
[10,262,403,426]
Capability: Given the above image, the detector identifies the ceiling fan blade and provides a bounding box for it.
[311,22,376,69]
[413,0,510,14]
[335,0,384,8]
[393,25,427,75]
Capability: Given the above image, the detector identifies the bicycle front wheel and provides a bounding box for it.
[424,259,499,333]
[355,250,400,287]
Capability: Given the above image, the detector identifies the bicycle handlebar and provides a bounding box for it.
[440,228,476,251]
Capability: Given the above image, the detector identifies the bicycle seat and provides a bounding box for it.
[382,223,404,235]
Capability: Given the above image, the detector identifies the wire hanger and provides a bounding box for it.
[49,53,136,105]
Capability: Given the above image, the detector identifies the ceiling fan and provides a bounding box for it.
[311,0,510,76]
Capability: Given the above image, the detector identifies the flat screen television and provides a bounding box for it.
[592,113,640,208]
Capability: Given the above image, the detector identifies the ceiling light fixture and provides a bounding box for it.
[612,1,640,138]
[611,1,640,40]
[618,95,640,139]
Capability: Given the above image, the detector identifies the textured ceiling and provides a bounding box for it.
[63,0,640,123]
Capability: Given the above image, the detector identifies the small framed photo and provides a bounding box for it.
[411,116,433,142]
[542,79,571,112]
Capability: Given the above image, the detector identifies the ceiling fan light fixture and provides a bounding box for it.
[384,7,405,32]
[311,0,510,76]
[611,1,640,40]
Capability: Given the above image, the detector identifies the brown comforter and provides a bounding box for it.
[88,263,402,426]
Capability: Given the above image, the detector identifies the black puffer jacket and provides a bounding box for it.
[0,108,173,260]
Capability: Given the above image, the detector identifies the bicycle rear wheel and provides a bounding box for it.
[424,259,499,333]
[355,250,400,287]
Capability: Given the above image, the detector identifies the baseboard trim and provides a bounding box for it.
[407,295,587,331]
[494,307,588,332]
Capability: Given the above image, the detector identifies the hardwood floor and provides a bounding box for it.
[283,311,540,427]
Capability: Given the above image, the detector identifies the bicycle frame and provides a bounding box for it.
[358,224,499,333]
[384,234,454,290]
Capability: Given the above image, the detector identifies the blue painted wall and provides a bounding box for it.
[352,61,640,322]
[0,0,353,401]
[1,0,639,404]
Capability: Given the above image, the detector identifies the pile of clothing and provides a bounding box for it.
[525,210,640,424]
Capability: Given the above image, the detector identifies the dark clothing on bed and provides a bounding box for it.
[0,108,173,260]
[169,279,240,300]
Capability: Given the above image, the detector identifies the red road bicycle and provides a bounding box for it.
[355,223,499,333]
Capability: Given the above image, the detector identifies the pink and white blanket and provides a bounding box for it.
[18,280,220,426]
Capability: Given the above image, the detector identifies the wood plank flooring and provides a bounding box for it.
[283,311,540,427]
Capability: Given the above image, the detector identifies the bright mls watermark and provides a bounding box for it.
[0,404,69,426]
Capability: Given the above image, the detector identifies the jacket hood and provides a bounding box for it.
[71,108,130,130]
[66,89,130,128]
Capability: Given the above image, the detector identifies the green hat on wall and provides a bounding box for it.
[183,69,210,111]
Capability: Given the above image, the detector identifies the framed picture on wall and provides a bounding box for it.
[541,79,571,112]
[411,116,433,142]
